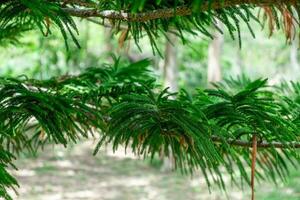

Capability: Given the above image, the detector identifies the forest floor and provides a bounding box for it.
[9,140,300,200]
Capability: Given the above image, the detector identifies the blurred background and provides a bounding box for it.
[2,19,300,200]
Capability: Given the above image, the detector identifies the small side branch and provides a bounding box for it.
[211,136,300,149]
[251,135,257,200]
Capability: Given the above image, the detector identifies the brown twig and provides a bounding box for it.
[251,135,257,200]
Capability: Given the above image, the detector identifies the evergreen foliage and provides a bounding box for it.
[1,60,300,199]
[0,1,299,50]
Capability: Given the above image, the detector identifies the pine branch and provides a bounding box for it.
[2,62,300,199]
[63,0,297,22]
[211,136,300,148]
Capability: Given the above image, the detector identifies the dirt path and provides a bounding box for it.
[8,141,298,200]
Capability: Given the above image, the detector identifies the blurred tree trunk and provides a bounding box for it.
[289,10,299,79]
[236,48,244,75]
[163,33,179,92]
[84,21,90,51]
[104,27,114,57]
[207,21,224,84]
[290,35,299,76]
[161,32,178,171]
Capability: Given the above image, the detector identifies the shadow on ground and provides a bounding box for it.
[9,140,300,200]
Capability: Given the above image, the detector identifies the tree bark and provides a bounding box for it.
[63,0,297,22]
[163,33,179,92]
[207,21,224,84]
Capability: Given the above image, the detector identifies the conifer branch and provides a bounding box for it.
[211,136,300,149]
[63,0,297,22]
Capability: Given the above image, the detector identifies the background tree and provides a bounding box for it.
[207,20,224,84]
